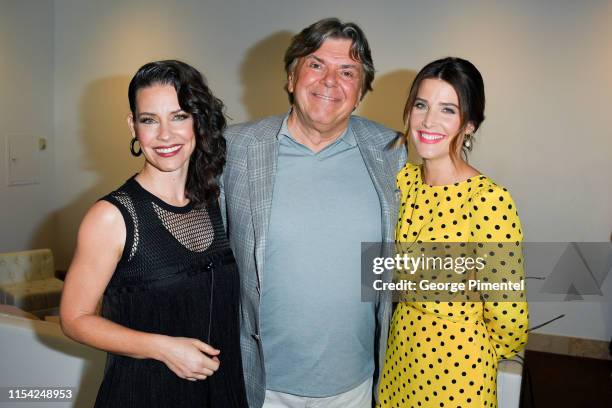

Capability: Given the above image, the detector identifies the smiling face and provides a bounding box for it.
[128,84,196,175]
[287,37,363,136]
[408,78,474,162]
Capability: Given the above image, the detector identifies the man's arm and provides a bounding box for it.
[218,171,228,231]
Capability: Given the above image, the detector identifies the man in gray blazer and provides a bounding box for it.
[220,18,406,408]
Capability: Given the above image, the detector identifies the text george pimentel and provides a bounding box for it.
[372,278,525,293]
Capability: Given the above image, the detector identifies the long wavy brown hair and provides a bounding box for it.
[128,60,227,207]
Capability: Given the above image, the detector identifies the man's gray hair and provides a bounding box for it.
[284,18,375,103]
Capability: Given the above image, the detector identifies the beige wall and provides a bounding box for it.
[0,0,55,253]
[1,0,611,339]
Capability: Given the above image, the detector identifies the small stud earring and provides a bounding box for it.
[463,134,473,150]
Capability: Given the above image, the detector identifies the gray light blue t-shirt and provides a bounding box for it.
[260,117,382,397]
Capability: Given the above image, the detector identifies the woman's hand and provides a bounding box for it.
[154,336,221,381]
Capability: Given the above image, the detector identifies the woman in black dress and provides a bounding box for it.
[60,60,247,407]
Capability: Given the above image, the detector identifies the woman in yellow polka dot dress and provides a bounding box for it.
[377,58,528,408]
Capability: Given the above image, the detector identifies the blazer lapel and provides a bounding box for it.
[247,118,282,290]
[352,118,398,242]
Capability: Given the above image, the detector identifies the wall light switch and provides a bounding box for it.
[5,134,40,186]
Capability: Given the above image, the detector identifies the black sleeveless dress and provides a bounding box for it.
[94,176,247,408]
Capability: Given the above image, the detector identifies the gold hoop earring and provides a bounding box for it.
[130,137,142,157]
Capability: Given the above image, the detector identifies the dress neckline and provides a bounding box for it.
[128,175,194,214]
[413,164,487,189]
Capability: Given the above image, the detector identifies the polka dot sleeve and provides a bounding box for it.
[471,185,529,360]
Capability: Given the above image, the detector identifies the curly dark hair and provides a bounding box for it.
[128,60,226,207]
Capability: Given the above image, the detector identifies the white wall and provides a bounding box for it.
[3,0,612,340]
[0,0,56,253]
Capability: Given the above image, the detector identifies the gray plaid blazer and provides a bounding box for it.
[219,114,407,408]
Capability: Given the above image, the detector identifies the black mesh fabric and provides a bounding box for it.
[94,176,247,408]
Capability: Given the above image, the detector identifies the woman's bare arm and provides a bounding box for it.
[59,201,220,380]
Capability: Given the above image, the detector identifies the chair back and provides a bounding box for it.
[0,249,55,284]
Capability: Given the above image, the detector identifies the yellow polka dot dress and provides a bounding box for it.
[377,163,529,408]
